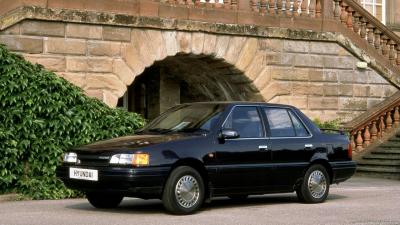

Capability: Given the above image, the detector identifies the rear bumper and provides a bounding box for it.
[329,161,357,184]
[56,165,170,198]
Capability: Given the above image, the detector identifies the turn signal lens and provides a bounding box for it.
[132,153,150,167]
[348,143,352,159]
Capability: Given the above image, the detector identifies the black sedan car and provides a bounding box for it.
[57,102,356,214]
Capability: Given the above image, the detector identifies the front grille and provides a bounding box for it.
[77,154,110,167]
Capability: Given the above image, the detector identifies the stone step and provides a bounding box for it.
[357,160,400,167]
[380,144,400,149]
[387,138,400,142]
[363,154,400,160]
[357,166,400,173]
[356,171,400,180]
[353,130,400,180]
[370,149,400,154]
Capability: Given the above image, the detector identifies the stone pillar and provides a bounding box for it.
[128,66,181,120]
[159,67,180,115]
[144,70,160,120]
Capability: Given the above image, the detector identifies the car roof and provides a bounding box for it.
[180,101,297,109]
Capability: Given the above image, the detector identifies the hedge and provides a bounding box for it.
[313,118,341,130]
[0,44,145,199]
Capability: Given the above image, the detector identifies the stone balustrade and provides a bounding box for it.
[344,91,400,152]
[160,0,323,18]
[334,0,400,67]
[160,0,234,9]
[249,0,322,17]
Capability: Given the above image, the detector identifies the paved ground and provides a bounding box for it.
[1,176,399,225]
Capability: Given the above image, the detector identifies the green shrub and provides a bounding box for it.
[313,118,341,130]
[0,44,145,199]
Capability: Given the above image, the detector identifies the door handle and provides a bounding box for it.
[305,144,313,149]
[259,145,268,151]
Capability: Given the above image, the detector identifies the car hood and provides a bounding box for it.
[74,133,197,153]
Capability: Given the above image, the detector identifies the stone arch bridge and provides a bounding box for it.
[1,0,399,121]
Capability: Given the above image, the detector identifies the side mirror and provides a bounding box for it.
[219,129,240,140]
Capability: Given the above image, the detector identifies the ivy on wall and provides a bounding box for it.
[0,45,145,199]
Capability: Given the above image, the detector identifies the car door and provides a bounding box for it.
[262,107,314,190]
[213,106,272,194]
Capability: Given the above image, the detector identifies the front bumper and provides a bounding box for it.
[56,165,170,198]
[329,161,357,184]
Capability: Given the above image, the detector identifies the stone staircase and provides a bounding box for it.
[356,131,400,180]
[343,91,400,180]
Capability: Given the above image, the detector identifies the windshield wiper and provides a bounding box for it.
[147,128,173,134]
[177,128,209,133]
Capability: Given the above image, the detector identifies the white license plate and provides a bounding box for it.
[69,168,98,181]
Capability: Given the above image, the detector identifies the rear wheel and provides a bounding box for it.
[86,192,123,208]
[296,164,329,203]
[162,166,205,215]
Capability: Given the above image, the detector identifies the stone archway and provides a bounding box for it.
[119,53,265,119]
[111,29,272,118]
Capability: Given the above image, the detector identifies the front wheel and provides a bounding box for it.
[162,166,205,215]
[86,192,123,208]
[296,164,330,203]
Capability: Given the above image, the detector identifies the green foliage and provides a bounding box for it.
[0,44,145,199]
[313,118,341,130]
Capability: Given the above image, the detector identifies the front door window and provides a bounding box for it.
[223,106,264,138]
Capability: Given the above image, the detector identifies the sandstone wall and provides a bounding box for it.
[265,39,398,122]
[0,21,132,107]
[0,20,398,122]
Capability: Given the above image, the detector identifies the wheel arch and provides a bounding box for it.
[164,158,210,197]
[308,159,334,184]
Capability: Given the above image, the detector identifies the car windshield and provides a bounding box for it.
[142,104,225,133]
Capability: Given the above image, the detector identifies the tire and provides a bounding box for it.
[228,194,248,200]
[162,166,205,215]
[86,192,123,209]
[296,164,330,204]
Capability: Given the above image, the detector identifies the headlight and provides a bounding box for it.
[110,153,149,166]
[63,152,77,163]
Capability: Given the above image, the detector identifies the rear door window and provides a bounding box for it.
[263,108,310,137]
[263,108,295,137]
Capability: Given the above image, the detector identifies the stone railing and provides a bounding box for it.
[160,0,235,9]
[161,0,323,18]
[249,0,322,17]
[343,91,400,152]
[334,0,400,67]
